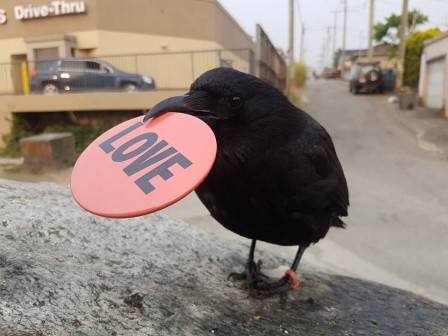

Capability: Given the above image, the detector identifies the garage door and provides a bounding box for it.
[34,47,59,61]
[427,58,445,109]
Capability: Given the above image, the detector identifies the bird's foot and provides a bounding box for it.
[249,269,299,301]
[229,262,299,300]
[228,259,269,288]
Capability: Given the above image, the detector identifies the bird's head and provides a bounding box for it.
[143,67,291,130]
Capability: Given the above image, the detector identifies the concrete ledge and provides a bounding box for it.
[20,133,75,166]
[0,90,186,147]
[0,179,446,335]
[2,90,186,114]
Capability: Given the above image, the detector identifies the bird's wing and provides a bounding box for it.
[307,132,349,217]
[266,121,349,220]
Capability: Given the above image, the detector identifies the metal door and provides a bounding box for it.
[427,58,445,109]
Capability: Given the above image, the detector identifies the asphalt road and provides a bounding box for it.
[163,79,448,305]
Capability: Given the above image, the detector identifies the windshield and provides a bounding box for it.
[359,65,380,75]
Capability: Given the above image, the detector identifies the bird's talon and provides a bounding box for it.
[228,272,245,281]
[228,259,269,289]
[247,275,295,299]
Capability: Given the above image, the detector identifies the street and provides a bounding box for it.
[303,79,448,304]
[164,79,448,305]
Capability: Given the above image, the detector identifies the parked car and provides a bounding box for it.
[30,58,156,94]
[323,68,340,79]
[349,62,384,94]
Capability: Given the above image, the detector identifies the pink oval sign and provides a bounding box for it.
[71,113,217,218]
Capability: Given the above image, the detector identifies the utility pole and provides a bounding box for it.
[331,10,338,68]
[340,0,347,80]
[410,9,416,34]
[325,26,332,69]
[397,0,409,91]
[367,0,375,61]
[300,24,305,63]
[287,0,294,101]
[320,50,325,74]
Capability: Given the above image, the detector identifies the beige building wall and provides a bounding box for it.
[0,0,257,147]
[356,55,397,70]
[419,32,448,118]
[0,38,28,93]
[0,38,27,63]
[0,0,255,93]
[0,0,253,54]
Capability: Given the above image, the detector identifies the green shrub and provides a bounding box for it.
[294,62,307,88]
[404,28,442,88]
[0,114,125,158]
[45,122,121,155]
[0,115,34,157]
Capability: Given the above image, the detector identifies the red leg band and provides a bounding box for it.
[285,269,299,289]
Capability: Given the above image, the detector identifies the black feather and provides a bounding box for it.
[187,68,349,246]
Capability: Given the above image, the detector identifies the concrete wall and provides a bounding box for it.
[0,90,185,147]
[0,38,27,63]
[355,55,397,70]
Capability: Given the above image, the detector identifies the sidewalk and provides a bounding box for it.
[383,97,448,159]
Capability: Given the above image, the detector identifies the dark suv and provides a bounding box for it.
[349,63,384,94]
[30,58,156,94]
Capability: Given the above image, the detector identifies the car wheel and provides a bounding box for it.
[43,83,59,95]
[122,83,137,92]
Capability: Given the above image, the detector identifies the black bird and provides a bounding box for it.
[144,68,349,298]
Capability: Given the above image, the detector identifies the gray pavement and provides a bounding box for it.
[301,80,448,304]
[383,94,448,159]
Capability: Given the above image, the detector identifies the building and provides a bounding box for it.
[0,0,258,92]
[0,0,286,147]
[0,0,256,60]
[335,43,396,80]
[418,31,448,118]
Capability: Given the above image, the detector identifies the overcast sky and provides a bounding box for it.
[219,0,448,71]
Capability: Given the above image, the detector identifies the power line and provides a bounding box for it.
[295,0,303,25]
[306,26,367,33]
[416,0,447,3]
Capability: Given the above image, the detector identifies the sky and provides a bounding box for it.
[218,0,448,71]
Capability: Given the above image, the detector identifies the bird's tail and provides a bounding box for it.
[331,216,346,228]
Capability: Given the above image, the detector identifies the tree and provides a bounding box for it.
[374,10,428,57]
[403,28,442,88]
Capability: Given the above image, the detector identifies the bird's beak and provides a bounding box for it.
[143,95,189,122]
[143,92,212,122]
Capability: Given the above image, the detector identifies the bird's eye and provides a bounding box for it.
[228,96,244,109]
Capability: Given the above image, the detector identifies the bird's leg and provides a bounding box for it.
[228,240,269,286]
[251,244,308,300]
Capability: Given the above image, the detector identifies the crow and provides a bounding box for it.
[143,67,349,298]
